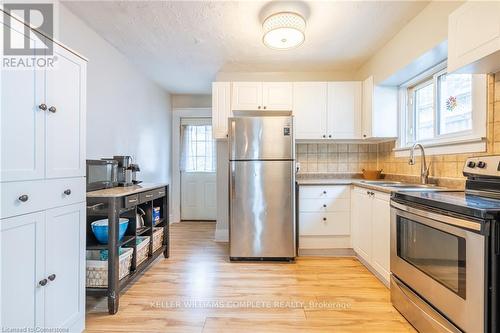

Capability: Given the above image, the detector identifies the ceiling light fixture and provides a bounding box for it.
[262,11,306,50]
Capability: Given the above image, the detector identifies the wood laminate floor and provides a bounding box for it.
[86,221,415,333]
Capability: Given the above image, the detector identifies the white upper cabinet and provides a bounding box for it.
[45,43,86,179]
[262,82,293,111]
[448,1,500,74]
[293,82,328,140]
[1,19,45,182]
[328,82,362,139]
[212,82,232,139]
[231,82,292,111]
[231,82,262,110]
[361,76,398,139]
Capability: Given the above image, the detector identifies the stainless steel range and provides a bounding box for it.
[390,155,500,333]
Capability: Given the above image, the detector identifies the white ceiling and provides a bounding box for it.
[63,1,428,94]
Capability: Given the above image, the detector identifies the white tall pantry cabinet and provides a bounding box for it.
[1,13,87,332]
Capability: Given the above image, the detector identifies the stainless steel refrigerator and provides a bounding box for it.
[228,115,296,261]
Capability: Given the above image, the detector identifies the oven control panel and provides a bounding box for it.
[463,155,500,176]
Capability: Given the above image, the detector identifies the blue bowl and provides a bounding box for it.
[91,218,129,244]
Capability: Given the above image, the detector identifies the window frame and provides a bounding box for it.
[397,61,487,155]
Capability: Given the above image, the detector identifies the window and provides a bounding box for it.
[181,124,216,173]
[406,69,474,145]
[400,62,487,153]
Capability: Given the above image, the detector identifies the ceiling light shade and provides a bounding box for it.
[262,12,306,50]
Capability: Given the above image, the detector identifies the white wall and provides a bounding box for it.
[356,1,463,84]
[59,4,172,183]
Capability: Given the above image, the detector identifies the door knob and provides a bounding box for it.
[64,189,71,195]
[39,279,48,286]
[18,194,29,202]
[48,106,57,113]
[38,103,47,111]
[48,274,56,281]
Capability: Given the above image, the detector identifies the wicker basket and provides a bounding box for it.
[86,247,133,288]
[152,227,164,253]
[136,236,150,266]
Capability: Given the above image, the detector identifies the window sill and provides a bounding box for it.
[394,136,486,157]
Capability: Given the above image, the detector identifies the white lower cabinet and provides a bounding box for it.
[351,186,391,285]
[1,202,86,332]
[298,185,351,249]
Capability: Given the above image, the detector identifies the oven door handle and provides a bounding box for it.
[391,201,482,232]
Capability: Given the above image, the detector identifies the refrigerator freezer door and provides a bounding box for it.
[229,160,296,258]
[229,116,293,160]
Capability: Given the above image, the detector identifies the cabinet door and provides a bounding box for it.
[371,193,391,283]
[448,1,500,73]
[44,203,85,330]
[361,77,374,139]
[328,82,362,139]
[262,82,293,111]
[0,18,45,182]
[45,43,86,178]
[212,82,232,139]
[1,212,45,329]
[293,82,328,140]
[351,188,372,263]
[231,82,262,110]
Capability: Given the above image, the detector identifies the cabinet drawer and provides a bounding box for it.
[299,198,350,212]
[299,212,350,236]
[300,185,350,199]
[153,187,166,199]
[125,194,139,208]
[1,180,46,219]
[139,190,155,203]
[46,177,85,209]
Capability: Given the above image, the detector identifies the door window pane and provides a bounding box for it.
[414,83,434,141]
[438,73,473,135]
[182,125,216,172]
[397,217,466,299]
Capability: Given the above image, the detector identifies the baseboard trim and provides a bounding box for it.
[298,248,355,257]
[355,254,390,288]
[214,228,229,242]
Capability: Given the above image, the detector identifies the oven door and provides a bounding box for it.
[390,201,485,333]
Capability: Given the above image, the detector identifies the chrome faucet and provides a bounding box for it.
[409,143,430,185]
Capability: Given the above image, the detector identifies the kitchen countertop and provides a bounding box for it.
[296,178,451,194]
[86,183,168,198]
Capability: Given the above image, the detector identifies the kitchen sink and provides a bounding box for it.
[359,180,447,191]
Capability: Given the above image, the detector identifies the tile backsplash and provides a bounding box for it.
[297,143,378,173]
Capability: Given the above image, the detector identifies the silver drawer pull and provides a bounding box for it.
[87,203,104,210]
[18,194,29,202]
[128,199,138,203]
[158,191,165,195]
[145,194,153,198]
[63,189,71,195]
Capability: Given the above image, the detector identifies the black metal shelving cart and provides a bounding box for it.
[86,184,169,314]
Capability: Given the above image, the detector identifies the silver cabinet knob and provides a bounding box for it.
[48,106,56,113]
[39,279,48,286]
[64,189,71,195]
[38,103,47,111]
[18,194,29,202]
[48,274,56,281]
